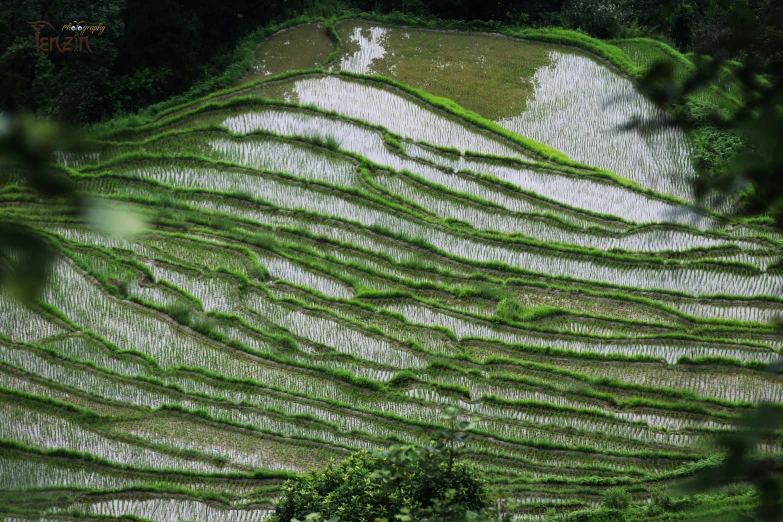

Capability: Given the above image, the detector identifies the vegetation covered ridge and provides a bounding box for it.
[1,10,781,522]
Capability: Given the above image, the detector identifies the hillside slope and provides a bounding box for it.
[1,19,781,521]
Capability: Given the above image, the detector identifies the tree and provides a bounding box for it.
[562,0,632,39]
[631,24,783,226]
[671,2,694,51]
[269,407,493,522]
[630,14,783,520]
[0,0,125,123]
[686,402,783,521]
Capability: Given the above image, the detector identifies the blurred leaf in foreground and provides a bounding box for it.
[85,198,148,239]
[684,363,783,521]
[0,112,144,300]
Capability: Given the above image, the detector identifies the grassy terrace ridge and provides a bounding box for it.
[3,12,782,522]
[88,75,690,205]
[12,232,776,410]
[63,125,781,253]
[55,145,775,264]
[78,84,774,249]
[5,202,783,336]
[31,179,782,305]
[11,240,781,410]
[14,191,780,312]
[1,205,783,356]
[1,204,783,350]
[3,222,780,410]
[66,153,771,274]
[48,222,781,357]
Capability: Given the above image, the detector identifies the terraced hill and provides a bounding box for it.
[1,19,781,521]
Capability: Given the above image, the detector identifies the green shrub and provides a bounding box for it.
[191,315,218,336]
[162,300,218,336]
[461,283,509,301]
[277,336,300,351]
[651,493,699,513]
[165,300,194,325]
[651,493,674,512]
[270,408,490,522]
[108,67,173,116]
[207,215,236,232]
[388,370,419,388]
[684,99,745,178]
[324,135,341,151]
[564,508,626,522]
[116,278,132,299]
[602,487,631,510]
[251,233,280,251]
[254,264,271,281]
[304,134,326,148]
[302,134,340,151]
[269,450,487,522]
[496,298,524,322]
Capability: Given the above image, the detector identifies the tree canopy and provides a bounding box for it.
[2,0,781,123]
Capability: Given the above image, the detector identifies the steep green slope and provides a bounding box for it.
[0,18,780,522]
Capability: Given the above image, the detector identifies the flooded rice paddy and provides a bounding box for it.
[2,18,780,521]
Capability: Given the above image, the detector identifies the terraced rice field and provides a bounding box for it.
[1,19,781,521]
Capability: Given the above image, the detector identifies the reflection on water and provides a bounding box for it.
[338,26,389,74]
[497,52,698,202]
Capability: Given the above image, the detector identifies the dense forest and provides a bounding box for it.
[1,0,781,123]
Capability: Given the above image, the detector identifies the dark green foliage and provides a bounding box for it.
[688,106,746,177]
[0,221,56,301]
[562,0,631,38]
[270,407,489,522]
[346,0,563,25]
[671,3,695,51]
[632,29,783,228]
[109,67,174,116]
[0,0,312,122]
[602,487,631,510]
[0,1,125,122]
[686,402,783,522]
[271,450,425,522]
[0,114,88,300]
